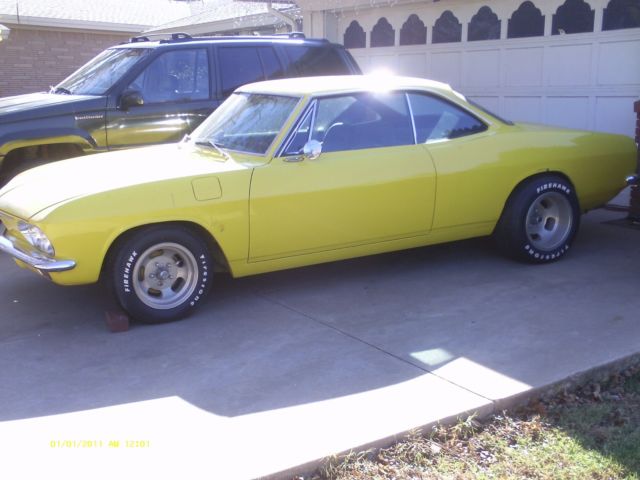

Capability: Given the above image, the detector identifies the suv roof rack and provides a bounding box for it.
[129,32,192,43]
[271,32,306,39]
[128,31,315,45]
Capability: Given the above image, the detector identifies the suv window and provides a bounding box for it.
[56,48,150,95]
[129,49,210,104]
[408,93,487,142]
[218,47,266,97]
[285,46,350,76]
[259,47,285,80]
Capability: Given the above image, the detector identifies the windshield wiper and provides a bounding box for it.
[50,86,72,95]
[194,138,231,161]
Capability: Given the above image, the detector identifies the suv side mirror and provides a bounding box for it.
[120,90,144,110]
[302,140,322,160]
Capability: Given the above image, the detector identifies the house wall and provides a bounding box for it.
[0,26,129,97]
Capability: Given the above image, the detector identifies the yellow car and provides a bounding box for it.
[0,75,636,323]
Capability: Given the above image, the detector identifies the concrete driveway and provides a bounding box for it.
[0,207,639,479]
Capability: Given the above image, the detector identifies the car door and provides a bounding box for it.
[249,91,437,261]
[408,93,506,230]
[106,47,216,149]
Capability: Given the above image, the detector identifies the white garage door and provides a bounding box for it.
[336,0,640,137]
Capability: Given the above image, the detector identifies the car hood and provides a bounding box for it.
[0,92,106,124]
[0,144,246,220]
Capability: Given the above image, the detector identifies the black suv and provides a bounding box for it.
[0,32,361,182]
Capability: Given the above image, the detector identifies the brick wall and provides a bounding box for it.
[0,27,131,97]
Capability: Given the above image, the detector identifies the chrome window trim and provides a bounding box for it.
[276,99,317,158]
[405,92,418,145]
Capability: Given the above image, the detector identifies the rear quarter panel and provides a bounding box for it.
[504,125,636,211]
[428,123,635,234]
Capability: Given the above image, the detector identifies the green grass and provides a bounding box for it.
[311,366,640,480]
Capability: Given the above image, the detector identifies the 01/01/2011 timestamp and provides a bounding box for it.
[49,439,150,449]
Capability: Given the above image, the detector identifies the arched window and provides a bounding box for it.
[344,21,366,49]
[433,11,462,43]
[508,1,545,38]
[603,0,640,30]
[371,17,395,47]
[552,0,595,34]
[468,6,501,41]
[400,14,427,45]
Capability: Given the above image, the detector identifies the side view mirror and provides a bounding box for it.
[119,90,144,110]
[302,140,322,160]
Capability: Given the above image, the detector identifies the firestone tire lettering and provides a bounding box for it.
[494,176,580,264]
[111,227,213,324]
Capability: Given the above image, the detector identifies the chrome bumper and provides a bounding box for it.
[0,229,76,273]
[627,174,639,186]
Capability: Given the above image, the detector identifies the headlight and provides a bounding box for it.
[17,221,55,256]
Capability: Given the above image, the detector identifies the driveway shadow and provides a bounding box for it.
[0,212,638,423]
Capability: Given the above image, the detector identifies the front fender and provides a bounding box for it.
[33,176,251,285]
[0,129,99,157]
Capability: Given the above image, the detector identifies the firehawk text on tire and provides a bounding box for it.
[495,176,580,263]
[111,226,213,324]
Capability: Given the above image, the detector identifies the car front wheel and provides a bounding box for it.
[495,176,580,263]
[111,226,213,323]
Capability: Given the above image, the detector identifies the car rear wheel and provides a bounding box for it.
[495,176,580,263]
[111,226,213,323]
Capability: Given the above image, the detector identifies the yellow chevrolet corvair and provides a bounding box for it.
[0,76,636,323]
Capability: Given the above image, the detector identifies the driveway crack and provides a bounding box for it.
[253,291,493,403]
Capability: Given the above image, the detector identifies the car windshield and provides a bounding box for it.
[191,93,300,155]
[54,48,151,96]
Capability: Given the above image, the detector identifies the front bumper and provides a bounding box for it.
[0,223,75,274]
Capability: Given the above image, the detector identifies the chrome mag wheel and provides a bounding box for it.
[525,191,573,252]
[132,242,199,310]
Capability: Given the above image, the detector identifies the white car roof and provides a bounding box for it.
[238,74,455,98]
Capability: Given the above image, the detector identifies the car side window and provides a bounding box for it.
[285,46,350,76]
[408,93,487,143]
[219,47,265,97]
[129,49,209,104]
[311,92,415,153]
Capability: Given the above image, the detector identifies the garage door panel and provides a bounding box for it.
[504,96,542,123]
[505,47,544,87]
[338,6,639,137]
[430,51,462,88]
[464,49,501,87]
[545,97,590,130]
[546,44,593,86]
[598,41,640,85]
[370,54,399,73]
[399,52,428,77]
[595,97,637,135]
[468,96,500,113]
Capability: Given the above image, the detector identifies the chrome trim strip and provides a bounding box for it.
[0,234,76,273]
[405,92,417,145]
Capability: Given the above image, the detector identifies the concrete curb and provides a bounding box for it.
[267,352,640,480]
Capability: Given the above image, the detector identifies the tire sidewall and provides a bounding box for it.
[112,228,212,323]
[514,178,580,263]
[495,176,581,264]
